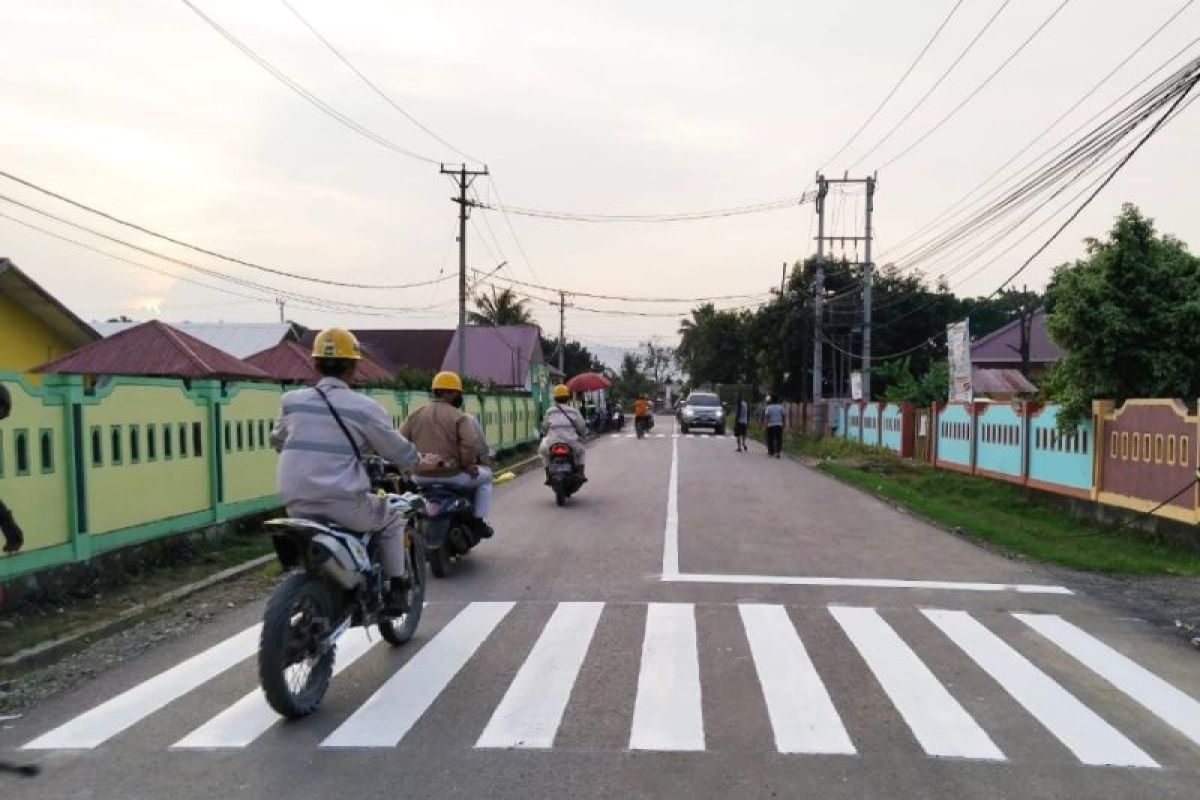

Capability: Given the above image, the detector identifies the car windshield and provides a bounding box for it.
[687,395,721,407]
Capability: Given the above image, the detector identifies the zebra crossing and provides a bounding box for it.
[21,602,1200,768]
[611,433,727,439]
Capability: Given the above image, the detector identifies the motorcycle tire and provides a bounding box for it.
[258,572,342,719]
[680,424,690,434]
[379,531,426,645]
[555,486,567,506]
[429,545,451,578]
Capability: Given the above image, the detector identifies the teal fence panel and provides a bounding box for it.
[1029,404,1094,496]
[935,403,974,472]
[975,403,1024,481]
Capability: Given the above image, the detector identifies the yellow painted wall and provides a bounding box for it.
[221,384,283,504]
[0,293,80,378]
[83,382,211,534]
[0,377,71,551]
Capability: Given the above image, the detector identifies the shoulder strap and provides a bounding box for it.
[313,385,363,462]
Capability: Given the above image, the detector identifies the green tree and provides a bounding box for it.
[677,304,751,387]
[611,352,653,399]
[877,357,949,405]
[539,336,605,376]
[1044,204,1200,426]
[469,287,534,326]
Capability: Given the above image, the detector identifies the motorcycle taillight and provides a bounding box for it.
[424,501,442,516]
[550,444,571,456]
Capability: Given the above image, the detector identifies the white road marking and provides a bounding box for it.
[830,606,1004,760]
[1015,613,1200,750]
[924,609,1158,768]
[630,603,704,751]
[476,602,604,749]
[25,624,262,750]
[661,436,680,577]
[173,629,379,749]
[669,572,1072,594]
[739,604,855,754]
[321,602,514,748]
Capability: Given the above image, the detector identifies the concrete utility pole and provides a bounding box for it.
[862,175,876,398]
[275,297,286,324]
[812,175,828,404]
[440,162,489,379]
[558,291,567,375]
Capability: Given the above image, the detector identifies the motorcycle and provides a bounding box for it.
[610,408,625,431]
[635,414,654,439]
[410,482,487,578]
[546,442,584,506]
[259,458,425,719]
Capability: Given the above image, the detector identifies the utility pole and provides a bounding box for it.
[812,175,828,405]
[558,290,567,375]
[440,162,489,380]
[862,175,876,398]
[275,297,285,324]
[780,261,787,295]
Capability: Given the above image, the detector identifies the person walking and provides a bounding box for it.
[733,393,750,452]
[763,395,785,458]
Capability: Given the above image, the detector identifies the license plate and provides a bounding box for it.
[550,463,573,474]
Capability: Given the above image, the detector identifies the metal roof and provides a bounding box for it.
[0,258,99,350]
[972,367,1038,397]
[92,321,297,359]
[38,320,271,380]
[299,329,455,374]
[442,325,544,388]
[245,340,392,384]
[970,309,1062,365]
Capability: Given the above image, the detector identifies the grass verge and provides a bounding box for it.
[758,427,1200,576]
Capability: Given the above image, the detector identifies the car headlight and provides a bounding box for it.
[683,408,695,418]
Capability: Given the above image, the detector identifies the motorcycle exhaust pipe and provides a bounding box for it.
[308,541,363,591]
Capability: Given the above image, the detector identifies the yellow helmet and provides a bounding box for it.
[552,384,571,401]
[432,370,463,392]
[311,328,361,360]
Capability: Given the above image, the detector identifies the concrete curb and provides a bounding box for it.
[0,554,275,671]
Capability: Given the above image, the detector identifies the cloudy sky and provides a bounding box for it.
[2,0,1198,355]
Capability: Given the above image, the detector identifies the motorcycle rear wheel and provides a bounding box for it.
[379,531,426,645]
[259,572,342,719]
[429,545,451,578]
[555,486,567,506]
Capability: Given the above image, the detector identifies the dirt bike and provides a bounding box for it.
[258,459,425,718]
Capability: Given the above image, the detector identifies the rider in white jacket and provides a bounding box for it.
[539,384,588,480]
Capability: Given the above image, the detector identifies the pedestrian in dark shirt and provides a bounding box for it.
[733,393,750,452]
[0,384,25,553]
[763,396,785,459]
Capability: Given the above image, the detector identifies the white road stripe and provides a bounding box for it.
[1015,613,1200,749]
[830,606,1004,760]
[25,624,262,750]
[630,603,704,751]
[669,572,1072,594]
[321,602,514,748]
[739,604,855,754]
[173,628,379,749]
[661,436,680,577]
[924,609,1158,768]
[476,602,604,749]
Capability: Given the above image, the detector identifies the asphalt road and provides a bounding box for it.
[4,416,1200,799]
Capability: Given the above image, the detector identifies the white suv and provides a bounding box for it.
[678,392,725,435]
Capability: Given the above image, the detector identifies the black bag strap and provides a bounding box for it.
[313,385,363,463]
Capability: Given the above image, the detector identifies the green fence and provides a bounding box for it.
[0,373,541,581]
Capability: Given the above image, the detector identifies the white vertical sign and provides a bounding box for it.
[850,371,863,401]
[947,320,973,402]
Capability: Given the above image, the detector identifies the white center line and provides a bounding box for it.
[477,602,604,749]
[739,604,855,754]
[630,603,705,751]
[924,609,1158,768]
[661,434,680,578]
[830,606,1005,761]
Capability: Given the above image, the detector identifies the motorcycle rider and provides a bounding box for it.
[270,328,430,612]
[634,393,653,434]
[401,371,495,538]
[539,384,588,481]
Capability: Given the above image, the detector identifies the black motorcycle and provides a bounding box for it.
[410,483,487,578]
[635,414,654,439]
[259,459,425,718]
[546,442,584,506]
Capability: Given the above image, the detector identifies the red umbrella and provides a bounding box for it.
[566,372,612,393]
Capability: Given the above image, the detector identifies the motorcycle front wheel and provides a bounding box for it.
[379,530,426,645]
[258,572,343,719]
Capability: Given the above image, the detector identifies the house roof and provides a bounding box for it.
[972,367,1038,396]
[969,308,1062,365]
[93,321,297,359]
[298,329,455,374]
[442,325,544,387]
[0,258,99,349]
[245,340,392,384]
[37,320,270,380]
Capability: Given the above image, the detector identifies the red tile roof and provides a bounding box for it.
[246,340,392,384]
[36,320,270,380]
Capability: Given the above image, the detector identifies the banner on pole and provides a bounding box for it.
[947,320,973,402]
[850,371,863,401]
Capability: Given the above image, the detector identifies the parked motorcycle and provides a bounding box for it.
[410,483,488,578]
[610,407,625,431]
[546,442,584,506]
[258,459,425,719]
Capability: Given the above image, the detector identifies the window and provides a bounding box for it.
[224,421,233,453]
[14,429,29,475]
[236,421,245,451]
[111,425,123,465]
[91,426,103,467]
[129,425,141,464]
[179,423,189,457]
[39,429,53,473]
[193,422,203,456]
[1167,435,1177,465]
[1120,432,1129,460]
[147,425,158,461]
[164,423,174,460]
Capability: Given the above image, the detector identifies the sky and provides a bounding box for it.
[2,0,1198,361]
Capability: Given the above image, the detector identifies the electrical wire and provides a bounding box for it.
[819,0,967,172]
[469,194,814,223]
[179,0,441,166]
[847,0,1012,172]
[471,270,773,304]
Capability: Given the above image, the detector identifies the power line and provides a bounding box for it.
[0,170,453,291]
[179,0,441,165]
[819,0,967,172]
[278,0,483,165]
[877,0,1072,170]
[471,269,773,304]
[847,0,1012,172]
[470,194,814,223]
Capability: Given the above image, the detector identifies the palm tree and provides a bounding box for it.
[469,287,534,326]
